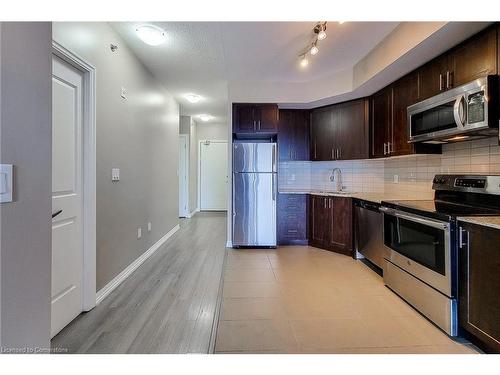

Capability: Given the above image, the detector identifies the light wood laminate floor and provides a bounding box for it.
[52,212,227,353]
[215,246,480,354]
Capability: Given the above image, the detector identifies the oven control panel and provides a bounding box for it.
[454,178,486,189]
[432,175,500,195]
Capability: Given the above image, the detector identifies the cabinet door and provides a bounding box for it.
[459,222,500,353]
[309,195,328,246]
[391,73,418,156]
[233,104,255,133]
[327,197,353,256]
[278,110,293,161]
[370,88,392,158]
[339,99,369,160]
[278,109,309,161]
[311,109,334,161]
[451,27,497,88]
[256,104,278,133]
[292,110,310,160]
[418,54,449,100]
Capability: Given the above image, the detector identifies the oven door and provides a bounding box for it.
[380,207,452,297]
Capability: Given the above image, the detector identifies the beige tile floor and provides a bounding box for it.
[214,246,480,354]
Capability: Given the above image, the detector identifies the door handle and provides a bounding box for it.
[52,209,63,219]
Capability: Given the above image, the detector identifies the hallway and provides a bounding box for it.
[51,212,227,353]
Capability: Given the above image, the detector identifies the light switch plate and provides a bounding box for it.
[112,168,120,181]
[147,222,152,232]
[121,87,127,100]
[393,174,399,183]
[0,164,13,203]
[137,227,142,239]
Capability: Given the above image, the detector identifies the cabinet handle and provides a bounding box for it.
[258,120,261,129]
[328,198,332,209]
[331,148,334,160]
[383,142,387,155]
[439,73,444,91]
[314,141,317,159]
[324,198,327,209]
[253,120,256,128]
[287,229,298,233]
[446,71,452,89]
[387,142,391,154]
[459,227,468,249]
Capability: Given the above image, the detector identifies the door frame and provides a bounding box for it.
[52,41,96,312]
[198,139,228,211]
[178,134,189,217]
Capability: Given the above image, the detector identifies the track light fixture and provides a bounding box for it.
[298,22,328,68]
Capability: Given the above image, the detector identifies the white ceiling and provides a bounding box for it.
[110,22,398,123]
[111,22,490,123]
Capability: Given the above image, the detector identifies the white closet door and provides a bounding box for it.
[200,141,228,211]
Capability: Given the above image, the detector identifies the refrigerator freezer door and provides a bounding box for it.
[232,172,277,246]
[233,143,276,173]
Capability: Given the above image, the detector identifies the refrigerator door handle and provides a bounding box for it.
[272,144,276,172]
[272,174,276,201]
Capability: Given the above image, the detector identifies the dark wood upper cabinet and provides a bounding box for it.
[451,27,498,87]
[370,87,392,158]
[278,109,310,161]
[418,54,450,101]
[310,108,333,161]
[232,104,255,133]
[339,99,370,160]
[256,104,279,133]
[418,25,498,101]
[232,103,278,134]
[311,99,369,161]
[391,72,419,156]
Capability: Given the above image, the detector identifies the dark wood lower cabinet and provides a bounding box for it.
[458,222,500,353]
[277,194,308,245]
[308,195,353,256]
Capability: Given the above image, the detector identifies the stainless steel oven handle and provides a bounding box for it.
[379,206,449,230]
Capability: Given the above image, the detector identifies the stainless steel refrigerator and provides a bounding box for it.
[232,142,277,247]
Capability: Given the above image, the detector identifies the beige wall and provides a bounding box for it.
[53,23,180,290]
[0,22,52,350]
[197,122,228,141]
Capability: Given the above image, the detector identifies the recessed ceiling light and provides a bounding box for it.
[199,114,213,122]
[338,21,345,24]
[136,25,167,46]
[185,94,202,103]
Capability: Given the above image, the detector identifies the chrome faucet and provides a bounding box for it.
[330,168,342,191]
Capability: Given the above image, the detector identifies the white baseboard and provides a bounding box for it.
[96,224,180,305]
[186,207,199,218]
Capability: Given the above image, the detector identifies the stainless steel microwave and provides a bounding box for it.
[407,75,499,143]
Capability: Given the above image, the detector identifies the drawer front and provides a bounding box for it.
[278,194,308,244]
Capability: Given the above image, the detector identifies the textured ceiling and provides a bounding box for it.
[110,21,399,123]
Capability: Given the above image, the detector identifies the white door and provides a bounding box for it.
[200,141,228,211]
[178,135,189,217]
[51,55,84,338]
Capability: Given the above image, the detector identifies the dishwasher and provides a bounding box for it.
[354,199,387,269]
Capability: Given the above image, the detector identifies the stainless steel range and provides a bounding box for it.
[380,175,500,336]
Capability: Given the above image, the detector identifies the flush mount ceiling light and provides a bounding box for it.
[185,94,202,103]
[136,25,167,46]
[199,114,213,122]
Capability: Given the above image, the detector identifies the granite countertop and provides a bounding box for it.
[278,189,388,204]
[458,216,500,230]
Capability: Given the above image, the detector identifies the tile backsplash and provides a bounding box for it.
[279,137,500,199]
